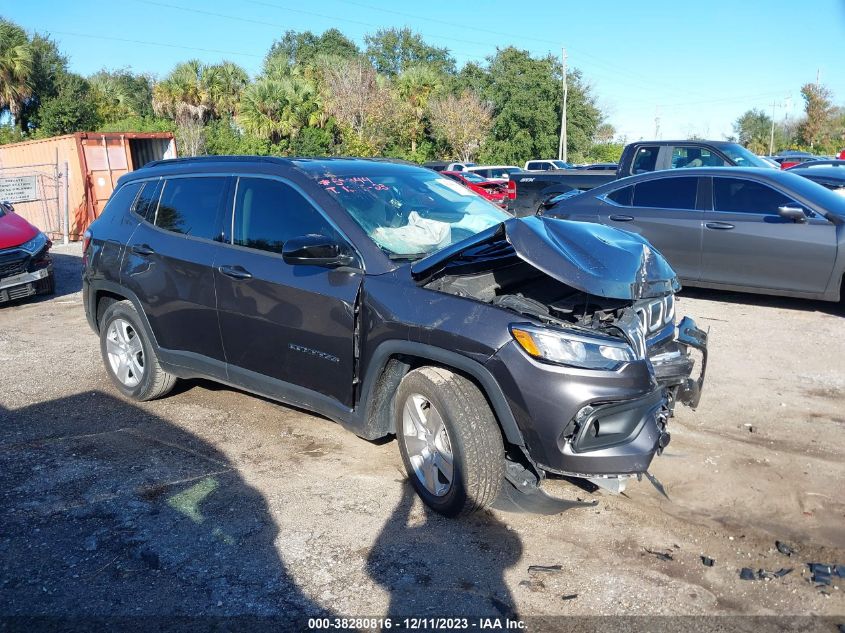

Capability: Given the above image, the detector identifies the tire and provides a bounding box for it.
[395,366,504,516]
[99,300,176,401]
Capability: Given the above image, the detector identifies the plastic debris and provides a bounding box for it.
[644,548,673,561]
[700,556,715,567]
[775,541,795,556]
[527,564,562,575]
[809,563,833,586]
[561,594,578,601]
[757,568,793,580]
[740,567,756,580]
[835,564,845,578]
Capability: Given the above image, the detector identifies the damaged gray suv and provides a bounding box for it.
[82,157,707,516]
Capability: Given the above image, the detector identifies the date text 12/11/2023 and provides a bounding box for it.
[307,617,526,630]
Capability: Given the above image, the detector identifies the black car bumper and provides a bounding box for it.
[485,317,707,477]
[0,247,53,304]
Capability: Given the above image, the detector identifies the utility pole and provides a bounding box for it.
[557,47,568,162]
[654,106,661,139]
[769,100,779,155]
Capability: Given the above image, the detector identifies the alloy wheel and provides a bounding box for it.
[105,318,144,388]
[402,393,455,497]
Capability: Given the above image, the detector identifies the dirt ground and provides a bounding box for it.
[1,243,843,627]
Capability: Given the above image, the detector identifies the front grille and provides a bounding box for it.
[0,249,29,278]
[635,294,675,338]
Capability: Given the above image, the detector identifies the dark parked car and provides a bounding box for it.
[787,166,845,197]
[82,157,707,515]
[509,139,775,216]
[0,201,54,304]
[786,159,845,170]
[544,167,845,302]
[575,163,618,171]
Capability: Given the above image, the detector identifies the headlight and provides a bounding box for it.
[19,232,48,254]
[510,323,635,370]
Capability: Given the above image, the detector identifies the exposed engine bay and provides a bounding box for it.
[421,241,706,410]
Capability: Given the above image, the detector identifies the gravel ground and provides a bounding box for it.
[0,243,843,627]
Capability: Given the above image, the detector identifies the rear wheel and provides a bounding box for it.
[396,367,504,516]
[99,300,176,401]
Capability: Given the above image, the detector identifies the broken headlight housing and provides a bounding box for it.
[510,323,635,370]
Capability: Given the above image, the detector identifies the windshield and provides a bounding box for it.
[721,144,773,168]
[458,172,487,183]
[315,171,508,259]
[551,160,572,169]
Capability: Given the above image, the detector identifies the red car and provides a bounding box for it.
[838,149,845,160]
[0,202,54,303]
[441,171,507,207]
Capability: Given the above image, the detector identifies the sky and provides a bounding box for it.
[5,0,845,143]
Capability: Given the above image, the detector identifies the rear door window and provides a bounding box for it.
[232,177,341,255]
[155,177,228,239]
[713,178,797,214]
[633,177,698,209]
[631,146,659,174]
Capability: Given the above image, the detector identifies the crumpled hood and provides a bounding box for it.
[411,216,680,300]
[0,211,40,250]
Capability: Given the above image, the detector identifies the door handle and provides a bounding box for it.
[131,244,155,256]
[609,214,634,222]
[218,265,252,280]
[705,222,735,230]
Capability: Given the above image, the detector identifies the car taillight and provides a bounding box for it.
[507,180,516,200]
[82,230,92,254]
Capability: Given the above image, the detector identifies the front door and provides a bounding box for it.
[701,176,837,293]
[214,176,362,408]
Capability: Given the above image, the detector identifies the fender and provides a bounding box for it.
[355,340,527,448]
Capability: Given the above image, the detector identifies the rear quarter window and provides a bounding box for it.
[100,182,142,222]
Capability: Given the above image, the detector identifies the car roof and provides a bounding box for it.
[789,166,845,181]
[126,155,434,181]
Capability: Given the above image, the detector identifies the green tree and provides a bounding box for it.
[264,29,360,74]
[477,47,602,165]
[365,28,454,77]
[34,72,98,136]
[205,61,249,119]
[0,19,34,131]
[88,69,154,124]
[732,108,776,154]
[237,76,319,145]
[798,83,836,150]
[204,116,271,155]
[395,64,443,154]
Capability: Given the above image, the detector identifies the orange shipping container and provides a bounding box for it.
[0,132,177,240]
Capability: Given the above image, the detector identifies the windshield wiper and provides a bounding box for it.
[387,252,429,261]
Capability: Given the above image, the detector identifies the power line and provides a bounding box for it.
[45,29,262,59]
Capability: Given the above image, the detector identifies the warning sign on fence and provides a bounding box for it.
[0,175,39,203]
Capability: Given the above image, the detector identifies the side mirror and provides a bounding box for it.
[777,205,807,223]
[282,235,356,268]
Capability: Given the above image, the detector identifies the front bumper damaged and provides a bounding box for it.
[488,313,708,488]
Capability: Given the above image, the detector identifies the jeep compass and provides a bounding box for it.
[82,157,707,516]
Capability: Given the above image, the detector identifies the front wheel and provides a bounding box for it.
[395,367,504,516]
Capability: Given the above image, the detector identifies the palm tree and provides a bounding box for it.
[153,60,212,124]
[395,64,442,153]
[0,20,34,131]
[237,76,318,145]
[205,61,248,119]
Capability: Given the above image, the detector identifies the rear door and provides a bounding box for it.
[214,175,362,408]
[598,176,703,281]
[122,175,230,376]
[701,176,837,293]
